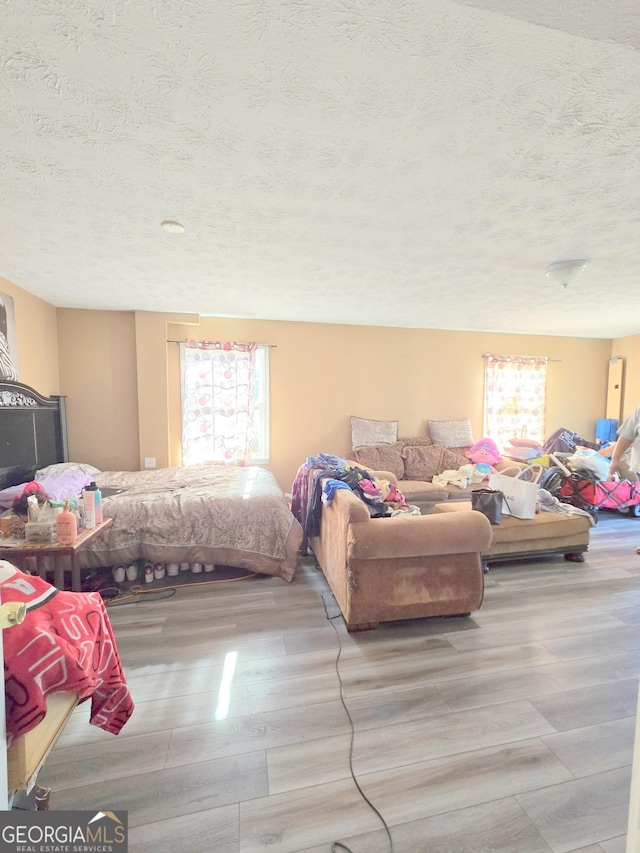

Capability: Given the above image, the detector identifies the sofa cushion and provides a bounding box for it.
[402,444,444,480]
[397,436,433,448]
[441,446,470,470]
[427,418,474,448]
[401,444,470,481]
[433,501,591,548]
[445,484,478,500]
[399,480,450,503]
[351,416,398,448]
[352,442,405,480]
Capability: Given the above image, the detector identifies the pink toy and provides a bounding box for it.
[465,438,502,466]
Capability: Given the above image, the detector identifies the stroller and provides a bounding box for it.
[540,453,640,518]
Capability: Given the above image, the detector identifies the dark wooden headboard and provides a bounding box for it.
[0,381,68,488]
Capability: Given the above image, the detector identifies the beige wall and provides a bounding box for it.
[161,318,613,491]
[135,312,199,471]
[0,275,59,394]
[612,336,640,421]
[57,309,140,471]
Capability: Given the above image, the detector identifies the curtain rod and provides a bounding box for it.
[482,353,561,362]
[167,339,277,348]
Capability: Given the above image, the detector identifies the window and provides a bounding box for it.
[180,341,270,466]
[483,354,547,448]
[250,345,270,463]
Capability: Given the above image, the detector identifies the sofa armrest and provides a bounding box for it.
[366,468,399,485]
[334,488,371,523]
[348,510,492,560]
[345,462,399,486]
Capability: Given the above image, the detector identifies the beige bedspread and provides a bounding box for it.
[79,466,302,581]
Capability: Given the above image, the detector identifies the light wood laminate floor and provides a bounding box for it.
[40,511,640,852]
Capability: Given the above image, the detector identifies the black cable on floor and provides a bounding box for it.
[321,593,394,853]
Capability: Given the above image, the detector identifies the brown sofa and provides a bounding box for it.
[351,438,526,513]
[309,479,493,632]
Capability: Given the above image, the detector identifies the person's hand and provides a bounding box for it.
[609,461,620,480]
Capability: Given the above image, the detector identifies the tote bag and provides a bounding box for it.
[471,488,503,524]
[488,465,541,520]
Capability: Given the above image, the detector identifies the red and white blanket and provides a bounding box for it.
[1,561,134,746]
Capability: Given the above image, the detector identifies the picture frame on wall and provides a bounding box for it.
[0,292,18,380]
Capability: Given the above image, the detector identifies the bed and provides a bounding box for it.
[83,465,302,580]
[0,381,303,582]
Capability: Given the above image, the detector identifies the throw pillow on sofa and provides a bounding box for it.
[352,442,405,480]
[441,446,471,470]
[351,416,399,448]
[427,418,474,448]
[402,444,445,480]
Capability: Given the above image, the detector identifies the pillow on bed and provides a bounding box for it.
[0,470,96,510]
[36,462,101,477]
[0,480,35,509]
[351,416,399,448]
[427,418,474,448]
[36,470,94,499]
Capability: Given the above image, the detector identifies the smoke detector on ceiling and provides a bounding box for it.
[545,259,589,289]
[161,220,185,234]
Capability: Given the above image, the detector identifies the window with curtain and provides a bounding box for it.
[483,354,548,449]
[180,340,270,466]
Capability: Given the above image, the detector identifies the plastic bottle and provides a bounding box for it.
[83,484,96,529]
[93,483,103,524]
[56,501,78,545]
[75,496,85,531]
[50,500,65,517]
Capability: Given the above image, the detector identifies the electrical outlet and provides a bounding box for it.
[144,457,156,469]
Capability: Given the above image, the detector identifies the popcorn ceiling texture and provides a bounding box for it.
[1,0,640,338]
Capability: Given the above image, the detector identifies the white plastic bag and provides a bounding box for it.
[566,447,610,480]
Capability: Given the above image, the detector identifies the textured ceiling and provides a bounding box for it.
[2,0,640,338]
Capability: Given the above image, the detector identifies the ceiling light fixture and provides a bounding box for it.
[545,259,589,289]
[161,220,185,234]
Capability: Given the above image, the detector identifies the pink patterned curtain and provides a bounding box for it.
[483,355,548,449]
[181,340,257,466]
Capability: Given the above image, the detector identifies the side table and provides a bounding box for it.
[0,518,113,592]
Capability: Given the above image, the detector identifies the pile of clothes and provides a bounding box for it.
[291,453,419,549]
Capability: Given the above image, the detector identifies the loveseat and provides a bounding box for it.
[309,478,493,631]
